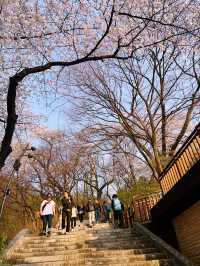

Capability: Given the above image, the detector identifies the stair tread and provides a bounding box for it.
[12,252,166,259]
[13,248,160,256]
[5,259,174,266]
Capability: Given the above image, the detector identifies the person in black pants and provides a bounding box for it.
[77,204,85,224]
[61,191,72,233]
[111,194,124,228]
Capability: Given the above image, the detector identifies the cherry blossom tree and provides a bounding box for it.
[21,128,115,199]
[64,43,200,180]
[0,0,199,170]
[27,131,82,197]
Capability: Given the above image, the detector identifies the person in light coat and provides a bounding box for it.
[71,202,78,230]
[40,193,56,236]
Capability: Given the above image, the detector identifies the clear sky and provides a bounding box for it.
[29,90,70,132]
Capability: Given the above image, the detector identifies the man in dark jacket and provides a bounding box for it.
[77,204,85,224]
[111,194,124,228]
[61,191,72,233]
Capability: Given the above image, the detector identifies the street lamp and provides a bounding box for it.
[0,145,36,220]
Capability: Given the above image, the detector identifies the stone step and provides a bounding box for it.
[22,236,148,246]
[21,243,86,250]
[12,247,160,257]
[87,233,140,239]
[85,260,174,266]
[23,237,151,246]
[9,259,174,266]
[16,241,156,253]
[14,247,93,253]
[19,243,155,252]
[23,237,89,244]
[87,228,137,233]
[12,251,165,260]
[90,233,142,238]
[11,252,169,264]
[25,233,87,240]
[89,234,146,239]
[9,260,173,266]
[84,240,154,248]
[86,228,136,234]
[87,231,138,237]
[24,233,142,240]
[90,252,167,260]
[23,238,151,248]
[85,237,151,243]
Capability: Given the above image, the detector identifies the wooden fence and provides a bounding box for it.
[124,192,162,225]
[159,123,200,194]
[124,123,200,226]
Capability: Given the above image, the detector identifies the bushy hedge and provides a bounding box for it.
[118,178,161,205]
[0,233,7,254]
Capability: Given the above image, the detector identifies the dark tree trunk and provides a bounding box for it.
[0,77,19,169]
[97,189,103,200]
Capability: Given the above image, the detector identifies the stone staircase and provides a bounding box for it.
[4,223,176,266]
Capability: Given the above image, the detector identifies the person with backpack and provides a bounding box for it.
[40,193,56,236]
[94,200,101,224]
[61,191,72,234]
[103,199,112,223]
[111,194,124,228]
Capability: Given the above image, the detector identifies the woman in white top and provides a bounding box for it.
[71,202,78,230]
[40,193,56,236]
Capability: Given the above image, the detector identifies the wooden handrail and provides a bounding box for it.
[159,123,200,194]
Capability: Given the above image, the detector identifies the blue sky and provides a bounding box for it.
[29,91,69,131]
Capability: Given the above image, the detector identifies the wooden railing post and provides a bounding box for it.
[175,162,181,179]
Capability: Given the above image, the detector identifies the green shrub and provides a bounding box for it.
[118,179,161,205]
[0,234,7,254]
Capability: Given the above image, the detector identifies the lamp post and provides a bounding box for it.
[0,145,36,220]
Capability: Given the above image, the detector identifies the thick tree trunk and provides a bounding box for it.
[97,189,103,200]
[0,77,19,169]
